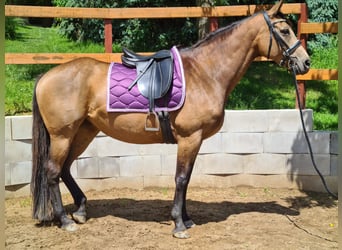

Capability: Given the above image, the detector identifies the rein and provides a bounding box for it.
[263,11,301,66]
[290,65,338,200]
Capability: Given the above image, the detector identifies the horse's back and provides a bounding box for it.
[38,57,109,86]
[37,57,108,93]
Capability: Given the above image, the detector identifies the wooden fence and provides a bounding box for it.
[5,4,338,107]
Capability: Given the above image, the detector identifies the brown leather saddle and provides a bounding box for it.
[121,48,174,131]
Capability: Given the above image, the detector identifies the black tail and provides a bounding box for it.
[31,76,53,221]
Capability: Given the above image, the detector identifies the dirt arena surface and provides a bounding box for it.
[5,186,337,249]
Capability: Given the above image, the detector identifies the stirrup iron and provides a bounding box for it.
[145,112,160,131]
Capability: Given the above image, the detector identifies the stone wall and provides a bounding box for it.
[5,110,338,197]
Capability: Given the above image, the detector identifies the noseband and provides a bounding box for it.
[263,11,301,66]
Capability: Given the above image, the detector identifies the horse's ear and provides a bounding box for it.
[268,0,284,17]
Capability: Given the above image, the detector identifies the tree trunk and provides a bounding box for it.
[197,0,212,39]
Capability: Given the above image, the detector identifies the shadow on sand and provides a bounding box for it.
[64,198,303,225]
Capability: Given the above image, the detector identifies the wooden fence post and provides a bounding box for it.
[104,19,112,53]
[296,3,308,109]
[210,17,218,32]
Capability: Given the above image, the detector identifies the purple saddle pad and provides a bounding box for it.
[107,46,186,113]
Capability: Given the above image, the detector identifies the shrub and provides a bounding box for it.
[52,0,68,6]
[56,0,119,43]
[5,17,19,40]
[55,0,198,50]
[306,0,338,51]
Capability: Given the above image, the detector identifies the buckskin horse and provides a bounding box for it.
[31,0,310,238]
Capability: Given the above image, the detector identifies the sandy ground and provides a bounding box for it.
[5,186,337,249]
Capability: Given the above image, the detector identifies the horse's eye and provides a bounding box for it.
[280,28,290,36]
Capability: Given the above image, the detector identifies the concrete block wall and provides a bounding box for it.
[5,110,338,197]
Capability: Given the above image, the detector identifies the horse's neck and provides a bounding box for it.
[183,15,261,97]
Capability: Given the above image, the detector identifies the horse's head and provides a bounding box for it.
[258,0,310,74]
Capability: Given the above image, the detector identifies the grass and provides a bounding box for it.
[6,21,105,53]
[5,22,338,130]
[5,21,104,115]
[305,46,338,130]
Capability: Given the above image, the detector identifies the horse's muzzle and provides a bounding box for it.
[288,57,310,75]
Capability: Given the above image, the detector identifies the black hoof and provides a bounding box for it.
[72,211,87,224]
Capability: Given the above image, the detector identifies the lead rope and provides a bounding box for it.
[290,65,338,200]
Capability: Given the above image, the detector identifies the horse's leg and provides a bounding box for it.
[61,120,99,224]
[171,134,202,239]
[182,184,196,229]
[46,137,78,231]
[61,169,87,223]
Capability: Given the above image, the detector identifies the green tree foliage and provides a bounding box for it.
[217,0,337,51]
[307,0,338,22]
[306,0,338,51]
[54,0,119,44]
[5,17,18,40]
[4,0,22,39]
[55,0,198,51]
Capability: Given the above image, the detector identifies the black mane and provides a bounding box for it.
[188,11,289,49]
[190,14,254,49]
[192,23,240,48]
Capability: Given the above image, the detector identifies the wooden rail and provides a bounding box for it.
[5,53,123,65]
[5,4,302,19]
[296,69,338,81]
[5,53,336,81]
[300,22,338,34]
[3,53,270,64]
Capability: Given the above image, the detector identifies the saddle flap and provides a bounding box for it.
[137,58,173,99]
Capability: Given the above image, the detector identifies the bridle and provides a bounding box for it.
[263,11,302,67]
